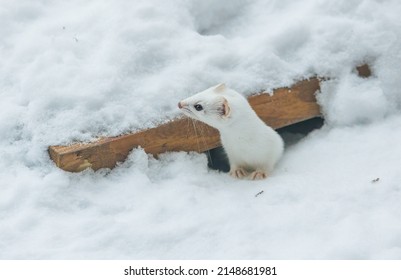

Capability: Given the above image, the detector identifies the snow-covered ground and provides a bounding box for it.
[1,0,401,259]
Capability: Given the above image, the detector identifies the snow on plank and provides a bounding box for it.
[49,78,322,172]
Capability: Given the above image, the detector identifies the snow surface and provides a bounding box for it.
[1,0,401,259]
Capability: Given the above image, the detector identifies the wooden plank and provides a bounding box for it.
[49,78,322,172]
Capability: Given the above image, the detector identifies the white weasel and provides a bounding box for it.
[178,83,284,180]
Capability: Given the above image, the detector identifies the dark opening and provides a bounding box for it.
[206,117,324,172]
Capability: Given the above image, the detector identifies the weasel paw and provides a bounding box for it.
[230,168,247,179]
[250,171,268,180]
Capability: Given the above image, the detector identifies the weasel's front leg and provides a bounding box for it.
[250,170,268,180]
[229,166,248,179]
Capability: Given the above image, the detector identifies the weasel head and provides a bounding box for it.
[178,83,231,129]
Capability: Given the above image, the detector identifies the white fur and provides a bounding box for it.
[179,84,284,180]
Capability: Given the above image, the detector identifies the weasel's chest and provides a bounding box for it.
[220,133,264,157]
[221,133,253,147]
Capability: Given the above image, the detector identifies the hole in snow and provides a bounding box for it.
[206,117,324,172]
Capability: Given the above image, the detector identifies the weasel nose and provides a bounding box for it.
[178,101,183,109]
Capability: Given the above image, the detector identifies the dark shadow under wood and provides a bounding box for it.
[207,117,325,172]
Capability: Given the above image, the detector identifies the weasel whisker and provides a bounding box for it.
[190,119,202,153]
[199,124,214,168]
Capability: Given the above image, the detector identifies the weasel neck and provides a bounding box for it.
[218,110,264,134]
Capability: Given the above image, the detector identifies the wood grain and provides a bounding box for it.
[49,78,322,172]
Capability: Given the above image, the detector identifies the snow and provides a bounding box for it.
[1,0,401,259]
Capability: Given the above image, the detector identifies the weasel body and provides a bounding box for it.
[178,84,284,180]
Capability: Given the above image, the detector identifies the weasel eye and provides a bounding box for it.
[194,104,203,111]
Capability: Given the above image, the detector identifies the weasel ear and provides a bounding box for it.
[221,97,231,118]
[214,83,226,93]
